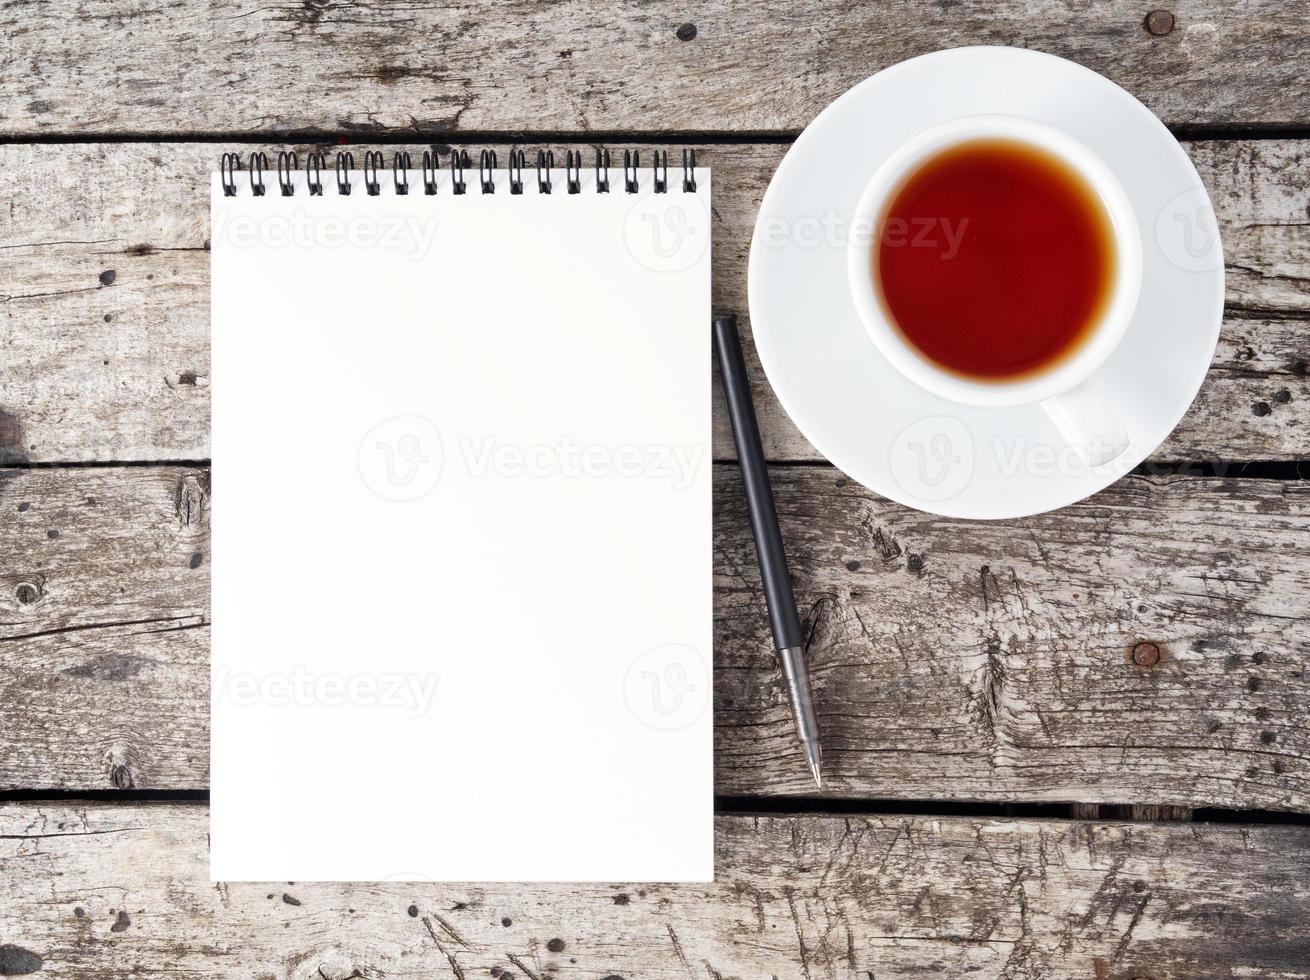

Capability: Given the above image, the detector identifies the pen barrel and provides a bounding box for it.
[712,315,806,651]
[778,645,822,747]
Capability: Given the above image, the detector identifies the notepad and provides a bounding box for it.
[210,149,712,882]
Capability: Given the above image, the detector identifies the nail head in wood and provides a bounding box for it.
[1144,9,1175,35]
[1133,641,1161,666]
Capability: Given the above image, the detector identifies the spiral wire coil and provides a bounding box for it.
[219,148,699,197]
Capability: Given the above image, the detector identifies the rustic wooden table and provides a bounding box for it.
[2,2,1309,977]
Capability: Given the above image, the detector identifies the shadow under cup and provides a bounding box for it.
[847,114,1143,465]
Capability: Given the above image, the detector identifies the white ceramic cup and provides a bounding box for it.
[847,113,1142,465]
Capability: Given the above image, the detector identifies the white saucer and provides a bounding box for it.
[748,47,1224,519]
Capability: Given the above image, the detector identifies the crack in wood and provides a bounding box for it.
[0,614,207,644]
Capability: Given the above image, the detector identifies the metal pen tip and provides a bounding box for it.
[805,742,823,789]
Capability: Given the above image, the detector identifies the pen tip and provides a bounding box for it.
[806,746,823,789]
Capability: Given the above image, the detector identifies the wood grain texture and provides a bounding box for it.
[2,803,1308,979]
[0,467,208,790]
[3,465,1307,812]
[3,2,1310,135]
[717,468,1310,807]
[0,141,1307,465]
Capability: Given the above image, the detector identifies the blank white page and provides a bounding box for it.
[210,160,712,881]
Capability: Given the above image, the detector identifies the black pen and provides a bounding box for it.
[712,314,823,788]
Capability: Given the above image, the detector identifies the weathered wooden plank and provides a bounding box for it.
[0,467,208,790]
[3,2,1310,135]
[3,465,1307,812]
[2,803,1307,979]
[718,469,1310,808]
[0,141,1307,465]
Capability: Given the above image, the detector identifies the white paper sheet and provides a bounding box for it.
[210,161,712,881]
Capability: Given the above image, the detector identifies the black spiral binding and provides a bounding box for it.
[218,148,698,196]
[537,150,554,194]
[623,150,642,194]
[363,151,383,196]
[249,152,268,196]
[336,152,354,195]
[277,152,297,196]
[451,150,469,195]
[508,149,525,195]
[652,150,668,193]
[422,151,440,195]
[565,151,582,194]
[393,152,411,195]
[220,153,240,196]
[307,152,325,195]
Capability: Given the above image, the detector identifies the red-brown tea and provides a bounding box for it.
[875,139,1116,380]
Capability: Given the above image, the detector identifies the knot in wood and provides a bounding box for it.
[175,471,210,528]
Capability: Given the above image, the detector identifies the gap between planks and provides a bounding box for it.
[20,788,1310,828]
[6,124,1310,146]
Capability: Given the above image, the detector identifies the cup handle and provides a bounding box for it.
[1040,379,1128,466]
